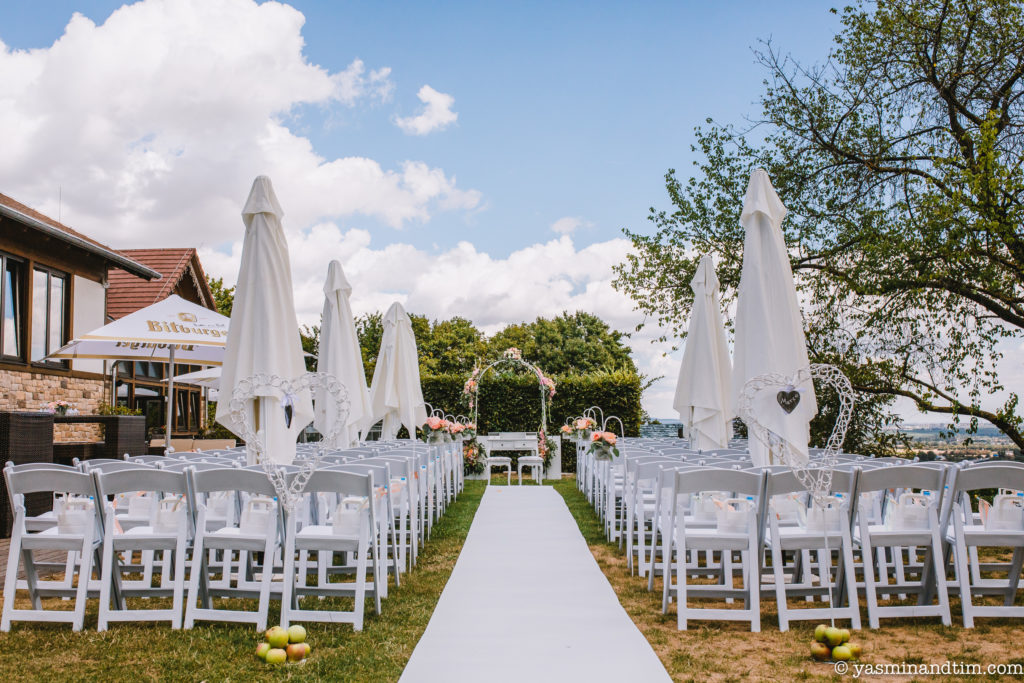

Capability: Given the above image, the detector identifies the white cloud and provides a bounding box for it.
[394,85,458,135]
[200,229,685,419]
[550,216,591,235]
[0,0,478,246]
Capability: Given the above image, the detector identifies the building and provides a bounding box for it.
[107,248,217,438]
[0,192,218,442]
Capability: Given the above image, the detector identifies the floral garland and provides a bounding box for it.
[463,348,557,470]
[463,437,487,475]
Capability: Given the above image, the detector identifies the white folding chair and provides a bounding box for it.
[762,469,861,631]
[184,468,282,631]
[281,470,378,630]
[2,467,101,632]
[855,465,951,628]
[665,468,766,631]
[92,468,191,630]
[947,463,1024,627]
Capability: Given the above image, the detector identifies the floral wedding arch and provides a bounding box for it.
[462,347,558,470]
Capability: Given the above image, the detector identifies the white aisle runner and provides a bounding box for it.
[400,486,671,683]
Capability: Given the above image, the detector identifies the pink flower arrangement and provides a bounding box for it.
[587,431,620,460]
[426,416,444,431]
[573,417,596,433]
[560,424,572,435]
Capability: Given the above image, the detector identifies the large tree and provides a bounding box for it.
[615,0,1024,449]
[487,311,637,376]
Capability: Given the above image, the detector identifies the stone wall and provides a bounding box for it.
[0,368,108,442]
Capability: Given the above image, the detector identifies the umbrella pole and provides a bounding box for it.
[165,346,175,456]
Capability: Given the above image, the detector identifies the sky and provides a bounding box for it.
[1,0,984,423]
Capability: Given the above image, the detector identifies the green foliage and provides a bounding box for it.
[417,316,488,375]
[97,403,141,416]
[356,310,639,385]
[420,370,642,437]
[202,402,238,439]
[487,312,637,375]
[300,323,319,372]
[614,0,1024,449]
[355,312,384,383]
[207,277,234,317]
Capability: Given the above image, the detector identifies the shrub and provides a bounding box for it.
[421,369,642,437]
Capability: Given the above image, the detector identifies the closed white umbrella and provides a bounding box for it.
[674,255,733,451]
[314,260,372,448]
[732,169,817,466]
[367,302,427,440]
[215,176,313,465]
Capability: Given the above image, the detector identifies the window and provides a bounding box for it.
[0,254,25,360]
[31,267,68,363]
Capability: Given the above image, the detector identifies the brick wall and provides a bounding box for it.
[0,368,108,442]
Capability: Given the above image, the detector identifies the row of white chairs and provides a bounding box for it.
[575,436,1024,631]
[1,437,465,633]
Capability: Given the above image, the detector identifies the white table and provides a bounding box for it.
[479,433,543,485]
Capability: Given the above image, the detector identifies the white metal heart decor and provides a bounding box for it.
[229,372,350,510]
[737,363,854,506]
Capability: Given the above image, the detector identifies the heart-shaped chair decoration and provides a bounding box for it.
[229,372,350,510]
[737,363,854,506]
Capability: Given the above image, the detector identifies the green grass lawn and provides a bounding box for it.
[0,481,485,682]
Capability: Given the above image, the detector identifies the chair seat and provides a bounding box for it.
[21,526,94,551]
[680,526,752,550]
[765,526,844,550]
[294,524,362,549]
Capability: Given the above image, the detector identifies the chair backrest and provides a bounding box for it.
[857,463,947,494]
[326,463,390,488]
[189,467,278,497]
[951,463,1024,494]
[764,468,858,499]
[4,461,79,474]
[124,455,166,464]
[287,469,372,499]
[158,460,230,473]
[675,467,765,497]
[5,467,96,499]
[93,468,188,499]
[80,460,153,473]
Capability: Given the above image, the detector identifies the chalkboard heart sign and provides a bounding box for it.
[777,390,800,414]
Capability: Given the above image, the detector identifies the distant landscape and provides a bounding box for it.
[648,419,1023,461]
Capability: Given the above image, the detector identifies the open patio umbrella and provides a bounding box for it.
[215,176,313,465]
[48,294,228,452]
[367,301,427,440]
[166,367,221,390]
[674,255,733,451]
[314,260,372,448]
[732,169,817,467]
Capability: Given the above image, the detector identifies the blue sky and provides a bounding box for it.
[0,0,854,417]
[0,0,842,255]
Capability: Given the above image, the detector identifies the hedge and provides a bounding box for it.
[421,369,642,437]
